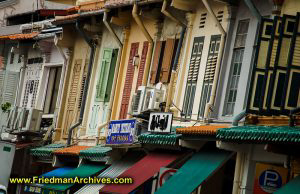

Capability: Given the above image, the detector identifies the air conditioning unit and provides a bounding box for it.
[132,86,148,115]
[143,88,164,112]
[19,108,43,132]
[132,86,165,115]
[5,106,24,130]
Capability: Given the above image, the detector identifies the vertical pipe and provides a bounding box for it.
[161,0,187,112]
[166,27,186,111]
[132,3,154,86]
[175,13,196,108]
[67,21,96,146]
[202,0,226,122]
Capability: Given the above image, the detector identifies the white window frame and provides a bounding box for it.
[36,62,63,118]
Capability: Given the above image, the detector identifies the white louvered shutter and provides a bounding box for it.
[2,71,19,105]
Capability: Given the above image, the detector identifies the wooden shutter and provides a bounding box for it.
[0,70,5,103]
[136,41,148,91]
[182,36,205,118]
[2,71,19,105]
[63,59,82,135]
[161,39,175,83]
[150,41,163,84]
[119,42,139,119]
[95,48,113,102]
[0,56,4,69]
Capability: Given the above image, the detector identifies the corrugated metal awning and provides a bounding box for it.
[155,149,233,194]
[75,152,145,194]
[100,152,181,194]
[41,163,106,193]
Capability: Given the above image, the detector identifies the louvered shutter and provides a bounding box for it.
[95,48,113,102]
[198,35,221,118]
[160,39,175,83]
[119,42,139,119]
[182,37,204,118]
[150,41,163,84]
[0,70,5,103]
[2,71,19,105]
[0,56,4,69]
[63,59,82,135]
[136,41,148,90]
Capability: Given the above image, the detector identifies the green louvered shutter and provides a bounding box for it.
[95,48,113,102]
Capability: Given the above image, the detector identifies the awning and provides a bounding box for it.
[24,167,74,193]
[75,152,145,194]
[138,133,182,145]
[275,175,300,194]
[41,163,106,193]
[41,167,74,177]
[155,149,233,194]
[100,152,181,194]
[217,126,300,143]
[177,125,229,136]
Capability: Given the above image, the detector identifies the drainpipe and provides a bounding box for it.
[96,11,124,144]
[67,21,96,146]
[232,0,261,127]
[232,152,242,194]
[161,0,187,112]
[174,13,196,109]
[243,0,261,21]
[132,3,154,85]
[232,110,247,126]
[202,0,226,122]
[289,107,300,127]
[54,35,68,129]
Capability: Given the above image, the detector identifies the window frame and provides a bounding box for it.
[223,19,250,116]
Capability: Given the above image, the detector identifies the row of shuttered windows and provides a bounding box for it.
[248,14,300,115]
[183,19,251,118]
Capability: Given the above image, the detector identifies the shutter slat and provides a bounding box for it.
[150,41,162,84]
[136,41,148,91]
[119,42,139,119]
[161,39,175,83]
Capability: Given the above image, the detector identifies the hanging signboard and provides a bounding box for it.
[148,112,173,133]
[253,163,288,194]
[106,119,136,144]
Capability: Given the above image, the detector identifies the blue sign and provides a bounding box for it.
[106,119,136,144]
[259,170,282,193]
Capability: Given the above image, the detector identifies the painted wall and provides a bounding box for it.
[216,0,272,122]
[174,1,229,122]
[281,0,300,15]
[114,17,157,119]
[85,25,123,137]
[56,34,90,141]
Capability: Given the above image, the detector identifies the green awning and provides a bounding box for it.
[138,133,182,145]
[217,126,300,143]
[155,149,233,194]
[42,163,106,193]
[275,175,300,194]
[79,145,112,160]
[30,144,65,158]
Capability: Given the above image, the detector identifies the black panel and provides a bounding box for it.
[253,74,264,108]
[274,73,286,107]
[288,72,300,107]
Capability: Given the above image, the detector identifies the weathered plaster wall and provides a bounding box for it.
[115,17,157,119]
